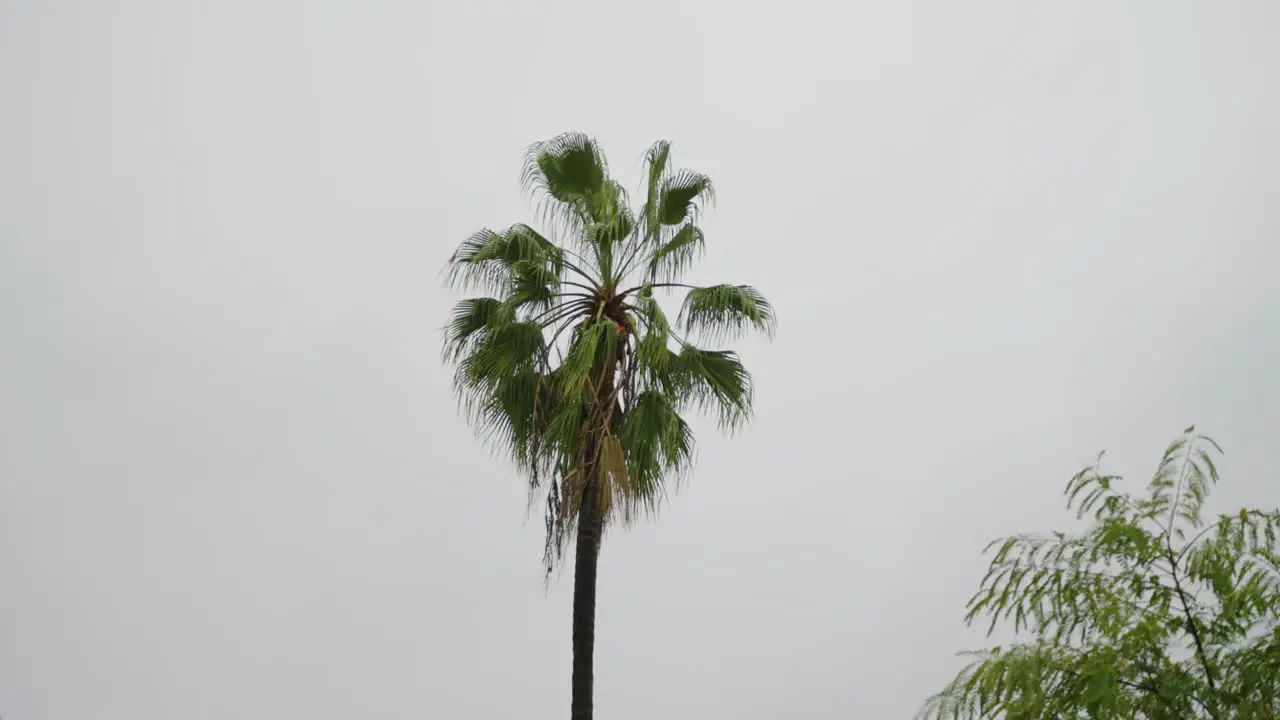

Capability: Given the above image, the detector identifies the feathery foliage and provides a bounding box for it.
[921,427,1280,720]
[442,132,775,573]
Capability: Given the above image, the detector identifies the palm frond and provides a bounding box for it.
[584,192,635,282]
[445,224,566,294]
[522,132,608,205]
[637,139,670,238]
[669,346,753,431]
[678,284,777,343]
[658,170,714,226]
[444,228,508,293]
[454,321,547,398]
[645,224,705,283]
[632,289,675,378]
[475,367,546,469]
[521,132,626,248]
[504,260,563,315]
[443,297,514,363]
[542,394,589,458]
[557,319,619,401]
[617,389,695,518]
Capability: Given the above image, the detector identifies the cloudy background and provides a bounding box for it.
[2,0,1277,718]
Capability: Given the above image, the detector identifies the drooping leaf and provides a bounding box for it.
[445,224,564,293]
[444,297,513,362]
[670,346,753,430]
[618,389,695,506]
[679,284,777,342]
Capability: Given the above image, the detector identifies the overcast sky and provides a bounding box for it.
[2,1,1278,718]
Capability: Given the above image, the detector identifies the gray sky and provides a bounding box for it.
[2,0,1277,718]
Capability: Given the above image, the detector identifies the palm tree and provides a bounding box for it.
[442,132,775,720]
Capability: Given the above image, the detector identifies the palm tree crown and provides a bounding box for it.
[443,132,775,571]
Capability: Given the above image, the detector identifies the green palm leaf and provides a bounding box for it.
[443,297,513,362]
[678,284,777,343]
[616,389,695,519]
[669,346,753,431]
[445,224,565,293]
[658,170,714,226]
[641,140,672,237]
[645,224,705,282]
[522,132,608,206]
[454,321,546,393]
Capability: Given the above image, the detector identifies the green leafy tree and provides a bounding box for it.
[442,133,774,720]
[921,427,1280,719]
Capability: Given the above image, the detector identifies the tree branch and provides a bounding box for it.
[1166,540,1221,719]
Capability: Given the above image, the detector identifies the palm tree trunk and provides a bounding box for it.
[571,484,603,720]
[571,353,617,720]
